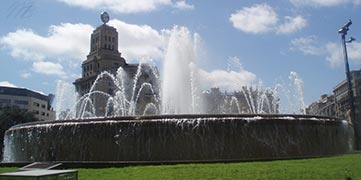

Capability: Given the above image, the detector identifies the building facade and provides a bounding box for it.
[202,87,279,114]
[333,69,361,121]
[306,94,336,117]
[307,68,361,121]
[0,86,56,121]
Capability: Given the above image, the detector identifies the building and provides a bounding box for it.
[333,69,361,121]
[73,12,158,116]
[0,86,56,121]
[306,94,336,117]
[307,68,361,121]
[202,87,278,114]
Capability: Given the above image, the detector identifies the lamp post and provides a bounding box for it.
[338,19,359,149]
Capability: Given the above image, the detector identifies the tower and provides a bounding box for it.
[74,12,127,96]
[73,12,159,117]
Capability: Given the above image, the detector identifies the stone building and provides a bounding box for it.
[202,87,278,114]
[307,68,361,121]
[333,69,361,121]
[306,94,336,117]
[73,12,158,116]
[0,86,56,121]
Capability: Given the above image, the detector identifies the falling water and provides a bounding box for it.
[54,25,306,118]
[55,80,77,119]
[289,71,306,114]
[161,26,204,114]
[55,63,160,119]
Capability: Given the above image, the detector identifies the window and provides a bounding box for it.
[33,102,40,107]
[41,112,45,116]
[41,104,46,109]
[112,37,115,42]
[0,98,11,104]
[15,100,29,105]
[34,110,39,115]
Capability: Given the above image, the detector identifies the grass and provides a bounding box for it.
[1,154,361,179]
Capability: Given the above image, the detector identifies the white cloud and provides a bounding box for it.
[229,4,278,34]
[290,36,323,55]
[108,19,168,61]
[326,42,361,68]
[290,36,361,68]
[32,61,67,77]
[230,4,306,34]
[57,0,194,13]
[198,57,257,90]
[0,81,17,88]
[0,19,171,78]
[20,72,31,79]
[290,0,360,7]
[174,1,194,10]
[0,23,93,62]
[198,69,257,90]
[277,16,307,34]
[325,43,343,68]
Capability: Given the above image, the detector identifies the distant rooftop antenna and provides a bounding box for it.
[101,12,110,24]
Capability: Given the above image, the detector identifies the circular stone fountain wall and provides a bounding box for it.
[2,114,353,162]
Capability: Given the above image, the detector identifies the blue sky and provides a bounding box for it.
[0,0,361,106]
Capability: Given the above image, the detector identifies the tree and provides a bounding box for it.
[0,105,39,160]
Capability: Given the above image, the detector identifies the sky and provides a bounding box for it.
[0,0,361,107]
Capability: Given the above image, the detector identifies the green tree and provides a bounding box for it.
[0,105,39,160]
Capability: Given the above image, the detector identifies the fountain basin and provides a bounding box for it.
[2,114,353,162]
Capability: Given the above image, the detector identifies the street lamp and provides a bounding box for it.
[338,19,359,149]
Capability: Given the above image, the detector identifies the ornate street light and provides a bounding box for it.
[338,19,359,149]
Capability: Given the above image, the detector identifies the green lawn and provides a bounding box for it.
[1,154,361,179]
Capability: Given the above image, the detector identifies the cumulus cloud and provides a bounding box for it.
[277,16,307,34]
[230,4,306,34]
[229,4,278,34]
[174,0,194,10]
[57,0,194,13]
[290,36,323,55]
[32,61,67,77]
[0,23,92,62]
[108,19,168,61]
[290,0,359,7]
[20,72,31,79]
[0,19,171,78]
[0,81,17,88]
[326,42,361,68]
[197,57,257,90]
[198,69,256,90]
[290,36,361,68]
[0,23,92,79]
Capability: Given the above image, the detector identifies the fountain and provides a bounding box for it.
[2,25,354,163]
